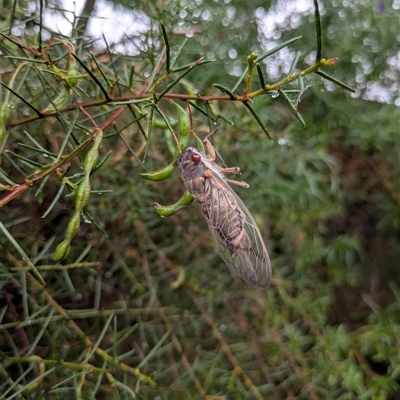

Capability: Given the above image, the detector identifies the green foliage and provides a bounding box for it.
[1,0,399,399]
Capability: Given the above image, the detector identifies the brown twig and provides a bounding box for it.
[0,106,125,208]
[252,297,321,400]
[189,290,265,400]
[25,271,154,385]
[222,298,279,400]
[6,58,339,129]
[141,252,207,396]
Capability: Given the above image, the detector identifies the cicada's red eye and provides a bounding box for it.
[191,153,201,162]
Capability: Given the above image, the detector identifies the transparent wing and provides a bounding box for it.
[200,171,272,289]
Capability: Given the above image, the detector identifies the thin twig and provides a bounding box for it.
[189,291,265,400]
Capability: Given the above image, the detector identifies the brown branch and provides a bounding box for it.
[141,252,206,396]
[7,58,339,129]
[222,298,279,400]
[0,106,125,208]
[252,298,321,400]
[25,271,154,384]
[189,290,264,400]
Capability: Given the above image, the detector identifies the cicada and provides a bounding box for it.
[176,136,272,288]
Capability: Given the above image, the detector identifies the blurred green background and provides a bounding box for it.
[1,0,399,398]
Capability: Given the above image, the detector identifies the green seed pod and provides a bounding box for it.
[38,361,46,376]
[170,266,185,289]
[93,128,103,149]
[43,86,70,113]
[66,212,81,239]
[67,56,79,87]
[172,103,191,160]
[83,148,99,173]
[53,128,102,262]
[152,117,177,129]
[53,238,71,261]
[154,190,194,217]
[63,42,79,87]
[140,163,175,181]
[75,180,91,211]
[83,130,103,172]
[0,103,11,153]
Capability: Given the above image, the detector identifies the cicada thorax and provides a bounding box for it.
[177,147,247,256]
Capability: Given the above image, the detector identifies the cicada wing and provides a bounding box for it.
[202,174,272,289]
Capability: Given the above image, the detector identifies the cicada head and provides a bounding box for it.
[177,147,205,181]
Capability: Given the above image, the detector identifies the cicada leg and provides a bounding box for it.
[202,121,222,162]
[203,125,250,189]
[203,135,217,161]
[221,166,241,175]
[226,179,249,189]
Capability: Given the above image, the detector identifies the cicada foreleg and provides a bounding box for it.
[203,126,250,189]
[203,121,230,162]
[203,132,218,162]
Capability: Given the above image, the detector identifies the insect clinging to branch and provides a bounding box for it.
[176,129,272,288]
